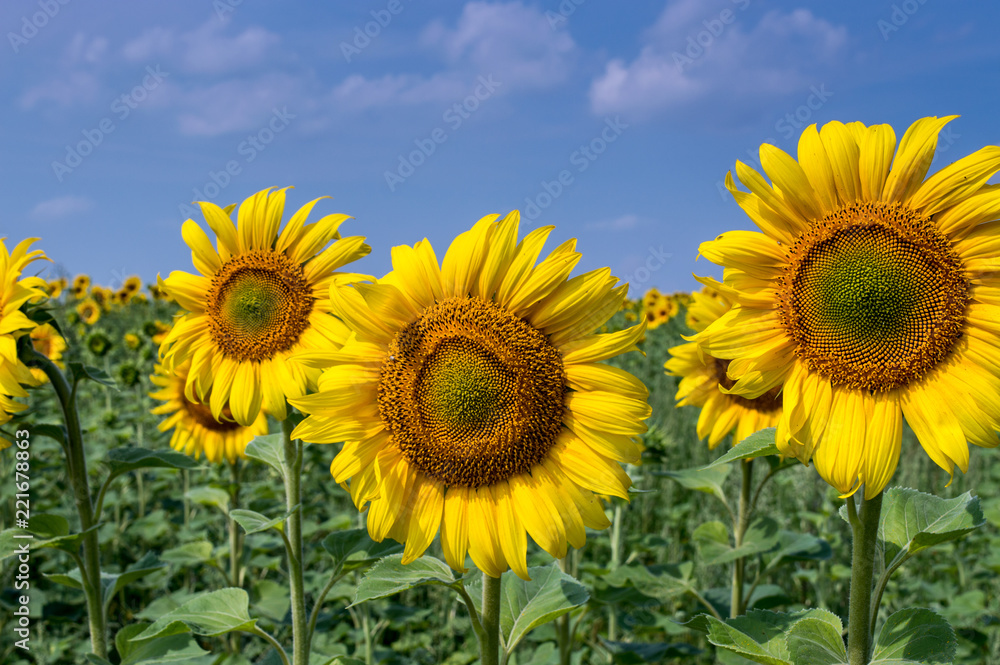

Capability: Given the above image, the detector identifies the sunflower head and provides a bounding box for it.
[290,211,650,580]
[28,323,67,385]
[46,278,67,299]
[699,116,1000,497]
[150,362,269,463]
[124,332,143,350]
[86,331,113,357]
[159,187,370,426]
[77,299,101,325]
[123,275,142,294]
[72,274,90,295]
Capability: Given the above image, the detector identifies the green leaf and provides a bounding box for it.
[231,507,297,535]
[500,563,589,654]
[602,562,695,600]
[694,517,781,566]
[691,609,844,665]
[765,531,832,572]
[116,623,212,665]
[352,554,456,606]
[245,434,286,477]
[0,515,99,559]
[708,428,779,466]
[185,486,230,515]
[29,423,67,446]
[132,588,257,641]
[871,608,956,664]
[879,488,985,569]
[102,553,166,612]
[85,656,114,665]
[701,614,791,665]
[603,640,701,663]
[161,541,214,566]
[658,464,731,506]
[785,616,847,665]
[251,579,291,623]
[105,447,199,481]
[69,362,118,389]
[322,528,404,573]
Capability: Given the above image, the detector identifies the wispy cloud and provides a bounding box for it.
[30,196,94,221]
[123,19,280,75]
[586,214,643,230]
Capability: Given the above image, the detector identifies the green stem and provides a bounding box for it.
[281,418,308,665]
[250,627,292,665]
[481,573,503,665]
[731,459,754,618]
[846,490,883,665]
[229,459,243,654]
[25,348,107,658]
[307,570,344,647]
[557,556,575,665]
[607,501,622,647]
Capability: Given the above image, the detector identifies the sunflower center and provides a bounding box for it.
[378,297,566,488]
[206,251,314,362]
[778,201,968,391]
[713,358,782,412]
[184,399,242,433]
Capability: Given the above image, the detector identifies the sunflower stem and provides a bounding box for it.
[23,347,107,658]
[481,573,503,665]
[557,556,574,665]
[281,418,308,665]
[846,490,883,665]
[228,458,243,654]
[607,500,623,647]
[731,458,754,618]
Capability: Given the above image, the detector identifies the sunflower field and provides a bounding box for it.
[4,118,1000,665]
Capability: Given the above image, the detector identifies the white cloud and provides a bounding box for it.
[174,73,303,136]
[19,71,101,109]
[328,73,467,112]
[30,196,94,221]
[586,214,643,231]
[590,3,847,117]
[423,1,576,88]
[123,20,280,75]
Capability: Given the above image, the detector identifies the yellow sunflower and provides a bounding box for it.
[91,286,112,310]
[666,282,782,448]
[28,323,67,385]
[289,212,650,580]
[159,187,371,426]
[124,332,142,350]
[150,362,269,463]
[697,116,1000,498]
[0,238,48,443]
[123,275,142,294]
[47,277,67,299]
[643,289,678,330]
[76,299,101,325]
[71,274,90,298]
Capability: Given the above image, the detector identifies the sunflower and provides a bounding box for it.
[666,282,782,448]
[123,275,142,294]
[115,288,132,305]
[91,286,112,310]
[159,187,371,426]
[697,116,1000,498]
[145,320,170,344]
[47,277,67,299]
[77,299,101,325]
[28,323,67,385]
[643,289,678,330]
[289,212,650,580]
[71,274,90,298]
[124,332,142,350]
[0,238,48,444]
[148,283,171,301]
[151,362,269,463]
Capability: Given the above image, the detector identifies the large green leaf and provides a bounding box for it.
[185,486,230,515]
[658,464,731,506]
[879,488,985,569]
[871,608,956,664]
[500,563,589,654]
[322,528,403,573]
[105,447,199,482]
[160,541,214,566]
[231,507,297,535]
[691,609,843,665]
[132,588,257,640]
[785,615,846,665]
[707,428,779,466]
[694,517,781,566]
[352,554,457,606]
[43,553,166,612]
[602,561,695,600]
[245,434,286,477]
[115,623,212,665]
[603,640,701,663]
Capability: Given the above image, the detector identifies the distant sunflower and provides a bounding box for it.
[124,332,142,350]
[90,286,112,310]
[123,275,142,294]
[666,282,781,448]
[0,238,48,444]
[71,274,90,298]
[115,288,132,305]
[159,187,371,425]
[698,116,1000,497]
[151,362,268,463]
[77,299,101,325]
[47,278,67,299]
[290,212,650,579]
[643,289,678,330]
[28,323,67,385]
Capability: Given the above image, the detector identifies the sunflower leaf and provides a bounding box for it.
[694,517,781,566]
[656,465,731,507]
[231,507,297,535]
[707,428,780,466]
[68,362,118,390]
[0,515,99,559]
[185,486,230,515]
[500,563,589,656]
[115,623,212,665]
[351,554,456,607]
[785,615,847,665]
[244,434,287,478]
[878,487,985,570]
[871,608,956,664]
[131,588,257,641]
[322,528,403,574]
[105,447,200,482]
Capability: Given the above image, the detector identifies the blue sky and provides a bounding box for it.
[3,0,999,296]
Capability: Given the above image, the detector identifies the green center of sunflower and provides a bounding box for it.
[206,251,314,362]
[778,201,968,391]
[378,297,566,488]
